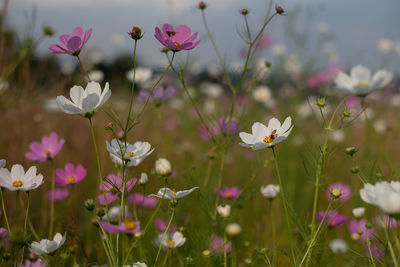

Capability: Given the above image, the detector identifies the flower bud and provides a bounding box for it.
[317,97,326,108]
[350,166,359,174]
[202,249,211,257]
[345,147,357,157]
[139,172,149,185]
[275,5,284,15]
[342,109,351,117]
[198,1,207,10]
[96,207,106,218]
[2,252,10,261]
[60,252,70,260]
[128,26,143,40]
[240,8,249,15]
[258,247,268,255]
[244,258,252,266]
[352,207,365,219]
[225,223,241,237]
[375,172,384,179]
[84,199,95,211]
[185,257,194,265]
[43,26,54,37]
[217,205,231,218]
[365,221,373,229]
[104,122,113,131]
[155,158,172,176]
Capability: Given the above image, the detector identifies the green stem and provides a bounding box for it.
[0,188,10,231]
[76,55,91,82]
[269,199,276,266]
[20,192,30,265]
[154,206,175,266]
[271,147,296,265]
[224,232,228,267]
[161,249,172,267]
[49,160,56,239]
[383,225,399,267]
[366,232,377,267]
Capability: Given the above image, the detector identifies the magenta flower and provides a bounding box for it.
[366,244,385,259]
[199,117,240,141]
[54,163,87,186]
[127,193,158,209]
[210,236,232,255]
[16,259,46,267]
[375,214,399,229]
[216,186,242,199]
[0,227,7,238]
[97,173,137,205]
[155,24,200,52]
[326,182,352,202]
[256,36,272,50]
[155,218,177,233]
[25,132,65,162]
[47,189,69,202]
[98,221,141,235]
[48,26,92,55]
[306,63,344,88]
[348,219,374,242]
[137,85,177,102]
[317,210,347,228]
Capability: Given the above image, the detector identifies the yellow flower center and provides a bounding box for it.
[128,152,134,157]
[263,130,277,144]
[125,221,136,230]
[330,188,342,198]
[167,240,175,246]
[166,31,176,37]
[174,42,180,48]
[172,190,177,196]
[45,150,51,156]
[358,82,370,88]
[12,180,23,188]
[67,176,76,183]
[224,192,232,198]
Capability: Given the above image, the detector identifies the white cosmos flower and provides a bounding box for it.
[360,181,400,215]
[86,70,104,83]
[150,187,199,200]
[0,159,5,168]
[239,117,293,150]
[217,205,231,218]
[126,67,152,84]
[0,164,43,191]
[126,263,147,267]
[260,184,280,199]
[329,239,348,254]
[352,207,365,218]
[106,138,154,167]
[56,81,111,115]
[334,65,393,96]
[156,231,186,249]
[29,232,66,255]
[155,158,172,176]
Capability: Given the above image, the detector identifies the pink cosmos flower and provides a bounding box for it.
[317,210,347,228]
[348,219,374,242]
[154,24,200,52]
[54,163,87,186]
[47,189,69,202]
[25,132,65,162]
[49,26,92,55]
[306,63,344,88]
[137,85,177,102]
[375,214,399,229]
[0,227,7,238]
[216,186,242,199]
[127,193,158,209]
[326,182,352,202]
[366,244,384,259]
[210,236,232,255]
[256,36,272,50]
[155,218,177,233]
[16,259,46,267]
[199,117,240,141]
[98,221,141,235]
[97,173,137,205]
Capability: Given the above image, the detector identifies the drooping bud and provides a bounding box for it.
[128,26,143,40]
[198,1,207,10]
[43,26,54,37]
[350,166,359,174]
[84,199,95,211]
[275,5,285,15]
[240,8,249,15]
[345,147,357,157]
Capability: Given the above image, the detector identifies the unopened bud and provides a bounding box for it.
[84,199,95,211]
[185,257,194,265]
[244,258,252,266]
[202,250,211,257]
[343,109,351,117]
[365,221,373,229]
[376,172,384,179]
[96,207,106,218]
[155,158,172,176]
[345,147,357,157]
[128,26,143,40]
[317,97,326,108]
[105,122,113,131]
[240,8,249,15]
[352,207,365,219]
[139,172,149,185]
[43,26,54,36]
[60,252,69,260]
[275,5,284,15]
[351,166,359,174]
[198,1,207,10]
[225,223,241,237]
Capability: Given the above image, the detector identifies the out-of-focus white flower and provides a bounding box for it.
[155,158,172,176]
[316,22,329,33]
[284,54,302,75]
[373,119,387,134]
[254,59,271,79]
[329,239,348,254]
[0,78,9,93]
[56,82,111,115]
[123,263,147,267]
[230,61,243,74]
[86,70,104,83]
[225,223,241,236]
[101,206,129,221]
[360,181,400,215]
[139,173,149,185]
[217,205,231,218]
[189,62,203,76]
[111,33,125,46]
[352,207,365,218]
[88,50,104,65]
[169,98,184,110]
[272,44,286,56]
[206,64,221,77]
[260,184,280,199]
[0,159,5,168]
[43,98,59,112]
[60,61,75,75]
[157,231,186,249]
[0,164,43,191]
[377,38,393,54]
[390,94,400,107]
[334,65,393,96]
[29,233,66,255]
[106,139,154,167]
[150,187,199,200]
[329,130,345,143]
[252,86,272,105]
[239,117,293,150]
[126,67,153,84]
[200,83,223,99]
[203,100,217,115]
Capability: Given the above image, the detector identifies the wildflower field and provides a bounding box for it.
[0,0,400,266]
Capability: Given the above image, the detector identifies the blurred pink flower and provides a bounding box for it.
[16,259,46,267]
[307,63,344,88]
[348,219,374,242]
[366,244,384,259]
[326,182,352,202]
[256,36,272,50]
[199,117,240,141]
[317,210,346,228]
[98,221,141,235]
[216,186,242,199]
[137,85,177,102]
[210,236,231,255]
[47,189,69,202]
[127,193,158,209]
[25,132,65,162]
[155,24,200,51]
[97,173,137,205]
[49,26,92,55]
[155,218,177,233]
[54,163,87,186]
[0,227,7,238]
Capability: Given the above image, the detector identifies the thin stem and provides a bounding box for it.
[48,160,56,239]
[271,147,296,265]
[161,249,172,267]
[154,206,175,266]
[125,39,138,133]
[0,188,10,231]
[366,232,377,267]
[20,192,30,265]
[76,55,91,82]
[224,232,228,267]
[269,199,277,266]
[383,225,399,267]
[213,149,226,220]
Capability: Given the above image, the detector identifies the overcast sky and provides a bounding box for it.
[5,0,400,71]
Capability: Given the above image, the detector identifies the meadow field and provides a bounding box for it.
[0,0,400,266]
